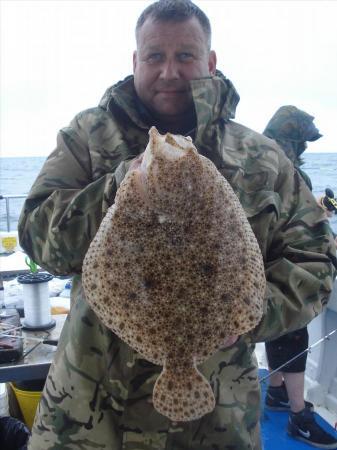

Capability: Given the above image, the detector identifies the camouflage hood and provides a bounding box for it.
[263,105,322,166]
[99,70,240,130]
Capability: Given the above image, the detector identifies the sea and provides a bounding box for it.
[0,154,336,233]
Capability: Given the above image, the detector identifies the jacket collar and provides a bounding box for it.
[99,70,240,133]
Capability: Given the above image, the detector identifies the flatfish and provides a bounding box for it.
[82,126,265,421]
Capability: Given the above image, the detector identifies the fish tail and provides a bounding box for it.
[153,362,215,421]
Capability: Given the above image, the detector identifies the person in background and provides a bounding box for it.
[318,188,337,245]
[263,105,337,449]
[18,2,336,449]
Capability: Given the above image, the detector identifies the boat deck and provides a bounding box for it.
[259,368,337,449]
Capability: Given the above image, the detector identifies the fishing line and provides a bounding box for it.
[259,327,337,384]
[17,272,55,330]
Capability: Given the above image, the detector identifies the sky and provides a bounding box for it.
[1,0,337,157]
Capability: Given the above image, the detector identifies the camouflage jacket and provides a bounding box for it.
[18,72,336,450]
[263,104,322,187]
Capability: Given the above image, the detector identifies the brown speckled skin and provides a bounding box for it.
[82,127,265,421]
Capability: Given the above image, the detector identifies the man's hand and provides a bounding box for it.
[222,335,238,349]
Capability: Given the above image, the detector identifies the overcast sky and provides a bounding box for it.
[1,0,337,157]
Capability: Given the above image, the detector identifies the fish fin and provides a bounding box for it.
[153,362,215,422]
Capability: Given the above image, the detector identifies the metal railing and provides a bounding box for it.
[0,194,27,232]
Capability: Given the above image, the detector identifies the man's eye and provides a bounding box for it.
[178,53,193,61]
[147,53,163,63]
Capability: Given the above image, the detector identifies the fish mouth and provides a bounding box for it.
[132,165,148,201]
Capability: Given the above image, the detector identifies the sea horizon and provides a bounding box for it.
[1,153,336,234]
[1,150,337,159]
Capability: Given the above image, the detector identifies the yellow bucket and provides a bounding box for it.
[10,383,42,429]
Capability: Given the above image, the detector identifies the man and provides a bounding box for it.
[263,105,337,449]
[18,1,336,449]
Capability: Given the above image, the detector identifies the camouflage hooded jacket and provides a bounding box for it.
[263,105,323,190]
[18,72,336,450]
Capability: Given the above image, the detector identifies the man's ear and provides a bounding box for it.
[208,50,217,76]
[133,51,137,73]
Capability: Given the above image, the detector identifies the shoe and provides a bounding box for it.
[265,383,314,411]
[288,407,337,449]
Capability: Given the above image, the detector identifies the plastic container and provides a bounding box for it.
[10,383,42,429]
[0,308,23,363]
[0,231,21,254]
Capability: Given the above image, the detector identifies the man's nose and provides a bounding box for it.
[159,59,180,80]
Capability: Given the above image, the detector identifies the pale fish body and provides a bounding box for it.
[82,127,265,421]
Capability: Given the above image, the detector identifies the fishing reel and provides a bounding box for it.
[320,188,337,214]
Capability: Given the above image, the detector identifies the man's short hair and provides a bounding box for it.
[136,0,212,50]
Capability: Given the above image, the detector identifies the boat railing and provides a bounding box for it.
[0,194,27,232]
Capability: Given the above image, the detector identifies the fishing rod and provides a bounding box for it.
[259,327,337,384]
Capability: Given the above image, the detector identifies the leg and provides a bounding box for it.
[268,369,284,387]
[283,371,305,413]
[265,328,309,412]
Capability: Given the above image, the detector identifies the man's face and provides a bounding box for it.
[133,17,216,123]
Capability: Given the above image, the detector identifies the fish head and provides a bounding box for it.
[130,126,204,219]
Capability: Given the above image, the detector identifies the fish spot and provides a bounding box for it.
[243,297,250,305]
[201,264,214,275]
[176,288,187,299]
[91,283,97,290]
[239,256,247,265]
[221,293,231,303]
[142,278,155,289]
[128,292,137,300]
[167,381,173,391]
[194,391,200,399]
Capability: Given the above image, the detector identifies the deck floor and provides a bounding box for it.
[260,369,337,449]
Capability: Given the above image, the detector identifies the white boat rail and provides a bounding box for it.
[0,194,27,232]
